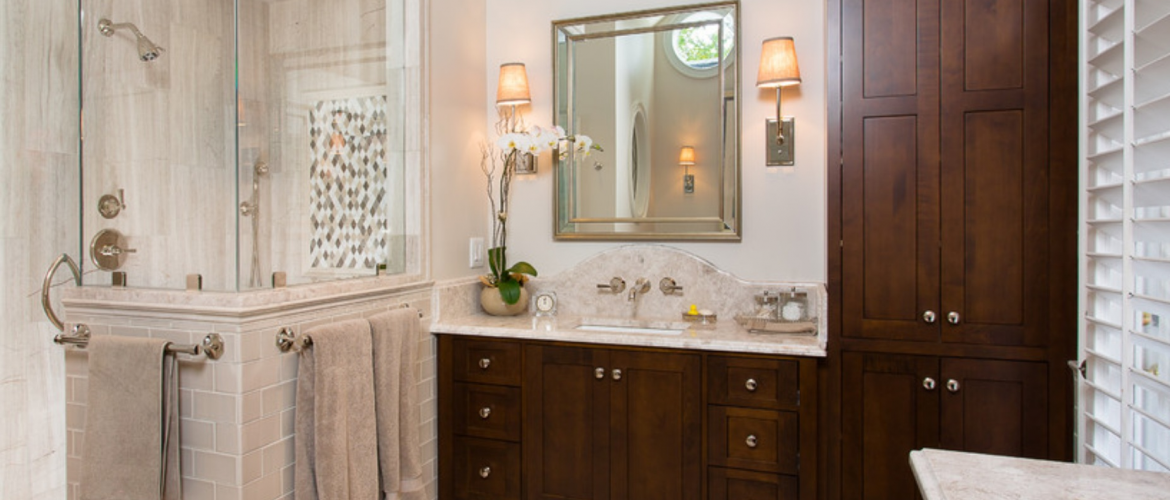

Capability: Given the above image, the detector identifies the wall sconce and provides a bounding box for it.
[757,36,801,166]
[679,146,696,194]
[496,62,536,173]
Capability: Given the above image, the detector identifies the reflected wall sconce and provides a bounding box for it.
[757,36,801,166]
[495,62,537,174]
[679,146,696,194]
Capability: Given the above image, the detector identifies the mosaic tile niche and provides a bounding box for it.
[308,96,391,270]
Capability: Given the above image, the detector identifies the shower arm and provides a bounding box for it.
[98,19,147,40]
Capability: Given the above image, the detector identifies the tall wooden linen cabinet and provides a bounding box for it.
[825,0,1079,499]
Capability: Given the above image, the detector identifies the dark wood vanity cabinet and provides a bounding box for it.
[437,334,819,500]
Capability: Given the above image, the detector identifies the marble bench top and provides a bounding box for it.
[432,313,827,357]
[910,448,1170,500]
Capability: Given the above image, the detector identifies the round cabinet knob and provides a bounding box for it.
[479,466,492,479]
[745,378,758,392]
[923,377,937,391]
[946,379,961,393]
[595,367,606,380]
[479,407,492,419]
[478,358,491,370]
[947,312,961,325]
[612,369,622,381]
[745,435,758,448]
[923,310,937,324]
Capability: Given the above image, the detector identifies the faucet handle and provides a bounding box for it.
[597,277,626,294]
[659,277,683,295]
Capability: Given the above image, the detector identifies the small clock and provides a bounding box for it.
[532,291,558,317]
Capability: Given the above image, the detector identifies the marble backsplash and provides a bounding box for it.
[436,244,827,339]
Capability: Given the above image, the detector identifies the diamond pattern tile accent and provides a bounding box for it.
[308,96,389,269]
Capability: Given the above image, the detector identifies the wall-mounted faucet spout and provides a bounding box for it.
[628,278,650,302]
[98,18,164,62]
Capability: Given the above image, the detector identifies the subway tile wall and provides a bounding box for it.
[62,283,437,500]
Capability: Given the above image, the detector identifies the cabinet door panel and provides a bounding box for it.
[939,358,1048,458]
[609,350,701,500]
[452,436,521,500]
[524,345,610,500]
[709,468,798,500]
[842,352,939,500]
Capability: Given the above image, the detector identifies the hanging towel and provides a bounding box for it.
[368,309,425,500]
[81,335,181,500]
[294,319,379,500]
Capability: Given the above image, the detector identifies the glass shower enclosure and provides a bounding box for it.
[79,0,411,291]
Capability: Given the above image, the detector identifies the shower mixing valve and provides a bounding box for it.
[89,228,137,271]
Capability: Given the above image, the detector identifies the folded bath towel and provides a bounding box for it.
[369,308,425,500]
[81,335,181,500]
[294,319,379,500]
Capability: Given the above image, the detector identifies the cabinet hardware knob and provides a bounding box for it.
[479,407,492,419]
[923,310,937,324]
[595,367,605,379]
[923,377,937,391]
[613,369,622,381]
[479,466,491,479]
[746,435,758,448]
[745,378,758,392]
[479,358,491,370]
[946,379,960,393]
[947,312,961,325]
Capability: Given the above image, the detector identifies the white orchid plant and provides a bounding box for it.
[479,115,602,305]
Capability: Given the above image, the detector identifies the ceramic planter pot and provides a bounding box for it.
[480,286,529,316]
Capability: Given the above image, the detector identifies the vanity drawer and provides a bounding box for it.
[709,467,798,500]
[453,383,521,441]
[709,406,799,474]
[708,356,800,410]
[452,338,522,386]
[453,436,521,500]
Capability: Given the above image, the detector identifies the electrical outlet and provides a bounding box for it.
[469,237,485,268]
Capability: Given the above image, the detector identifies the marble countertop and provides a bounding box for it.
[909,448,1170,500]
[431,313,827,357]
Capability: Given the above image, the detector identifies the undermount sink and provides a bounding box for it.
[574,318,690,336]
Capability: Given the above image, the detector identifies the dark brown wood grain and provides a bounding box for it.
[708,468,799,500]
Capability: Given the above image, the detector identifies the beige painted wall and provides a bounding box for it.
[486,0,827,282]
[427,0,489,281]
[0,0,79,498]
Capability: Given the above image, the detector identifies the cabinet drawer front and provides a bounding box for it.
[453,436,521,500]
[709,467,798,500]
[454,383,521,441]
[708,356,800,410]
[709,406,799,474]
[453,338,522,386]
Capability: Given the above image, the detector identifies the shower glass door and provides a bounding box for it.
[80,0,410,291]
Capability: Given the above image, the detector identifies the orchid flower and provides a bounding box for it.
[574,135,594,155]
[496,133,531,153]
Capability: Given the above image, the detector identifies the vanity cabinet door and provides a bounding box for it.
[938,358,1048,459]
[524,344,612,500]
[609,350,702,500]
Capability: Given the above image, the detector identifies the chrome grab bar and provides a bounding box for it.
[42,253,83,332]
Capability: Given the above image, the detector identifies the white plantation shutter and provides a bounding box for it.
[1081,0,1170,471]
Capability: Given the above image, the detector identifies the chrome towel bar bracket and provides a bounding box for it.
[276,303,423,353]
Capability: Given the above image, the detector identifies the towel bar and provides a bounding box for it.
[277,304,422,352]
[54,328,226,361]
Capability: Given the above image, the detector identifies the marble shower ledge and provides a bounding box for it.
[909,448,1170,500]
[433,313,827,357]
[61,277,432,319]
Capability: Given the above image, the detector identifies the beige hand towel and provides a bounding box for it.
[369,309,425,500]
[294,319,379,500]
[81,335,181,500]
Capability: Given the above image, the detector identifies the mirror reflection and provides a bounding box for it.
[554,2,740,240]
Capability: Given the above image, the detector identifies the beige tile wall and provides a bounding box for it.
[63,283,438,500]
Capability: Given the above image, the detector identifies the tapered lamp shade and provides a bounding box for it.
[756,37,801,88]
[678,146,696,166]
[496,63,531,106]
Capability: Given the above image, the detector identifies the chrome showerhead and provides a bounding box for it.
[98,18,164,62]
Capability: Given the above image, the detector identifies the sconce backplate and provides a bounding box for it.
[766,118,795,166]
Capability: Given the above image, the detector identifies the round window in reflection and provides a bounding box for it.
[665,12,735,77]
